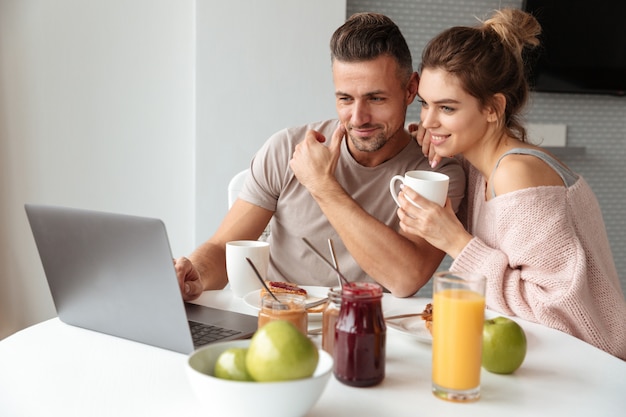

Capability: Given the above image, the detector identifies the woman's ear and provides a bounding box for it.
[487,93,506,123]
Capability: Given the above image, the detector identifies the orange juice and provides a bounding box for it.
[432,288,485,393]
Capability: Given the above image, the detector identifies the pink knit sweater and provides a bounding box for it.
[451,163,626,360]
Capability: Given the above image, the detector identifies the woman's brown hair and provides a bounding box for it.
[420,9,541,141]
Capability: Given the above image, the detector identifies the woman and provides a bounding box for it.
[398,9,626,360]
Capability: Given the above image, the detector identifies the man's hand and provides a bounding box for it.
[174,257,204,301]
[289,125,345,194]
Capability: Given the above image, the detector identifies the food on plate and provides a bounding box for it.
[482,316,527,374]
[421,303,433,334]
[260,281,327,313]
[246,320,319,382]
[261,281,308,297]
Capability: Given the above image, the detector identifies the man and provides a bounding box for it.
[175,12,465,300]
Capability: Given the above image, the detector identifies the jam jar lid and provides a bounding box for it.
[341,282,383,299]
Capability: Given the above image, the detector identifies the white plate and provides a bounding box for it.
[385,303,498,345]
[243,286,330,321]
[384,301,432,344]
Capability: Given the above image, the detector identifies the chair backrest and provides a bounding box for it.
[227,169,270,241]
[228,169,249,208]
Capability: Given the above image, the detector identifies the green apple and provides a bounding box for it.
[214,347,254,381]
[246,320,319,382]
[482,316,527,374]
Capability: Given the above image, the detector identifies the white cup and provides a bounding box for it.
[226,240,270,297]
[389,170,449,207]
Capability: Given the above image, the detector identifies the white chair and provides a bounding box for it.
[228,169,270,241]
[228,169,250,208]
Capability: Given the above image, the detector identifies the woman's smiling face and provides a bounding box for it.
[417,68,493,158]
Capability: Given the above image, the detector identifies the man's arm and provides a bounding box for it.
[306,176,444,297]
[175,199,273,300]
[289,127,445,297]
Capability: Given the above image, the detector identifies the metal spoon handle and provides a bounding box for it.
[302,237,350,286]
[327,238,343,288]
[328,238,339,269]
[246,257,282,304]
[305,297,329,309]
[385,312,424,321]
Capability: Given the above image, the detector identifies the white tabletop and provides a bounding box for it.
[1,289,624,416]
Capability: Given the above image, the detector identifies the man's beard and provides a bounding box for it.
[347,129,388,153]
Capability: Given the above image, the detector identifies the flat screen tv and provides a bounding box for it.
[522,0,626,96]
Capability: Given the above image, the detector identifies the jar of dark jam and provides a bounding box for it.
[333,282,386,387]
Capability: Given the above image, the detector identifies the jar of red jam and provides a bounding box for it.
[322,287,342,355]
[333,282,386,387]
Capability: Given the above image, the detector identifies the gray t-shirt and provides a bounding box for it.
[240,119,465,286]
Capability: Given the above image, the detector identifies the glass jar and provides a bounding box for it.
[258,293,308,335]
[322,287,342,355]
[333,282,386,387]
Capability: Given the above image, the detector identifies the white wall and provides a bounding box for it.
[0,0,196,339]
[0,0,346,339]
[195,0,345,239]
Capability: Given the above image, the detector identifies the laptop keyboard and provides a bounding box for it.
[189,320,242,346]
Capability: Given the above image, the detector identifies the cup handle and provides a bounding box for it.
[389,175,405,207]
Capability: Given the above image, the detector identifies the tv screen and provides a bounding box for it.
[523,0,626,96]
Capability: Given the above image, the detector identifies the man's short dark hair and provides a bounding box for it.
[330,12,413,83]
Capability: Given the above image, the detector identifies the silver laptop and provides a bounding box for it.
[24,204,257,354]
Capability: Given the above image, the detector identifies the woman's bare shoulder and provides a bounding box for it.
[492,152,564,196]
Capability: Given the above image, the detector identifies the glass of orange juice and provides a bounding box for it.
[432,271,486,402]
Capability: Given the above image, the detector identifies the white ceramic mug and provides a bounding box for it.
[389,170,449,207]
[225,240,270,297]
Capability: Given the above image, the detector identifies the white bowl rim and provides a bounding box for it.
[187,339,333,384]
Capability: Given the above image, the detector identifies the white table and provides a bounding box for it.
[1,289,624,416]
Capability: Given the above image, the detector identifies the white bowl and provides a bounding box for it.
[186,339,333,417]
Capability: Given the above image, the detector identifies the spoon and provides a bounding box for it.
[302,237,350,286]
[384,312,424,321]
[245,257,285,306]
[305,297,329,310]
[327,238,342,289]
